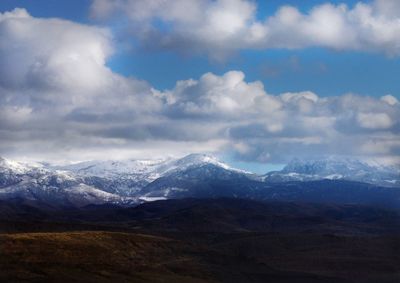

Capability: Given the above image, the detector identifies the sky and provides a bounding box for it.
[0,0,399,173]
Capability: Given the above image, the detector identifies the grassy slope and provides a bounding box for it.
[0,231,215,283]
[1,199,400,282]
[1,231,400,283]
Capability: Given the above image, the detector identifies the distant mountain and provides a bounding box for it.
[0,157,133,207]
[141,163,257,200]
[0,154,399,208]
[263,157,400,187]
[0,154,252,207]
[56,153,251,199]
[57,153,244,179]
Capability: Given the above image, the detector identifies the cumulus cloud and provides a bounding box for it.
[0,8,164,161]
[90,0,400,58]
[0,8,112,94]
[144,70,399,164]
[381,94,399,106]
[162,71,282,118]
[357,112,394,129]
[0,8,163,111]
[0,8,399,166]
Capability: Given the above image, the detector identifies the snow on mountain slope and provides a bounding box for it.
[147,153,250,178]
[57,159,169,177]
[0,154,248,206]
[0,157,48,187]
[263,157,400,187]
[1,154,399,207]
[57,153,249,182]
[63,184,133,207]
[141,162,255,200]
[0,157,30,174]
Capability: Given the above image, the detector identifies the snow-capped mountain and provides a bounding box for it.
[57,153,246,180]
[53,153,249,197]
[0,157,47,187]
[0,155,141,206]
[0,154,249,206]
[141,162,254,200]
[263,157,400,187]
[0,154,399,208]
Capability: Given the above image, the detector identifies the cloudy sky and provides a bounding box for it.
[0,0,399,172]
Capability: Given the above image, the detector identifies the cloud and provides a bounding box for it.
[373,0,400,19]
[0,8,399,166]
[0,8,112,94]
[0,8,163,112]
[163,71,282,118]
[381,94,399,106]
[0,8,164,161]
[154,72,399,164]
[90,0,400,58]
[357,112,394,129]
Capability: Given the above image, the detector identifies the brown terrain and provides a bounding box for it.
[1,198,400,283]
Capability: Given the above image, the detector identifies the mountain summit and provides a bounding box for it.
[264,157,399,187]
[0,154,248,206]
[0,154,399,207]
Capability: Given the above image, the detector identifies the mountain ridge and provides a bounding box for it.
[264,157,399,187]
[0,154,399,207]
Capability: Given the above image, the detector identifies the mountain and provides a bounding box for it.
[56,153,251,199]
[263,157,400,187]
[0,157,135,207]
[145,175,400,210]
[141,162,257,200]
[0,154,252,207]
[0,157,40,187]
[0,154,399,208]
[57,153,243,178]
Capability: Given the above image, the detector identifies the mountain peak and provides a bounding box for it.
[176,153,221,166]
[0,157,32,174]
[175,154,250,174]
[266,156,399,187]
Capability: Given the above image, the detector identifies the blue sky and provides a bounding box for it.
[1,0,398,97]
[109,47,400,97]
[0,0,399,172]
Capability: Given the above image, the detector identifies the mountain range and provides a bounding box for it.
[1,154,400,282]
[0,154,399,208]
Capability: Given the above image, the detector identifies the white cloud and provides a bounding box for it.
[381,94,399,106]
[0,8,399,166]
[165,71,282,118]
[90,0,400,58]
[0,8,162,113]
[373,0,400,19]
[0,8,164,161]
[0,8,112,93]
[158,73,399,164]
[357,112,394,129]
